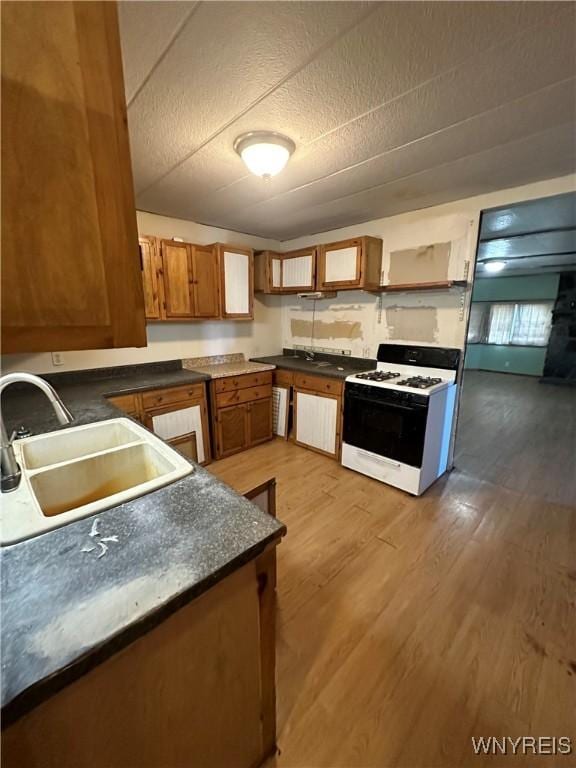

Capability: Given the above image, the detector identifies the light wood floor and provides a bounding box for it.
[209,372,575,768]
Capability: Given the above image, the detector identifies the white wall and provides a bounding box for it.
[1,211,284,374]
[280,175,575,358]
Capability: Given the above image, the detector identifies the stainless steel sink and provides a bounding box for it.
[1,418,193,545]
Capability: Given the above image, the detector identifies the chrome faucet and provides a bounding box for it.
[1,372,73,493]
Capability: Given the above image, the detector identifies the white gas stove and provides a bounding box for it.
[342,344,461,495]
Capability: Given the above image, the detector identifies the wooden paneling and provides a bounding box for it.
[161,240,194,317]
[2,562,271,768]
[217,404,249,457]
[1,1,146,353]
[190,245,220,318]
[139,236,162,319]
[141,383,205,410]
[214,371,273,393]
[216,384,272,408]
[248,398,273,446]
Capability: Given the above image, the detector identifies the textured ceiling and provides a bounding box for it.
[476,192,576,276]
[119,1,576,240]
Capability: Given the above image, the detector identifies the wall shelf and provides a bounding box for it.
[378,280,468,293]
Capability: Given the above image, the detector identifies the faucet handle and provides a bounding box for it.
[14,426,32,440]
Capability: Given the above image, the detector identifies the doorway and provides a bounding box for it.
[455,192,576,505]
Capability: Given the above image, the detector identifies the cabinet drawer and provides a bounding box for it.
[216,384,272,408]
[273,369,293,387]
[293,373,343,396]
[107,393,139,415]
[214,371,272,393]
[142,383,205,409]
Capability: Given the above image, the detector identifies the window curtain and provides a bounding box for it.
[487,303,515,345]
[510,302,553,346]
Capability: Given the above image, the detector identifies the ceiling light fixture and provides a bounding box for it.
[234,131,295,179]
[483,260,507,273]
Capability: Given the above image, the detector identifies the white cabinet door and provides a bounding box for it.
[282,254,313,289]
[324,247,358,283]
[152,404,206,463]
[295,391,338,455]
[272,257,282,289]
[222,250,251,316]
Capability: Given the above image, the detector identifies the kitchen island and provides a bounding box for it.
[1,361,285,768]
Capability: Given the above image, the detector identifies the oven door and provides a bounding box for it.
[343,384,429,468]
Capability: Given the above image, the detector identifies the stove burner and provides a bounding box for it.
[397,376,443,389]
[356,370,401,382]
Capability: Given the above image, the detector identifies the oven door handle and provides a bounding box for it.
[346,394,426,412]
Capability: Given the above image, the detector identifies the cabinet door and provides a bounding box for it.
[217,404,249,457]
[282,249,316,292]
[190,245,220,318]
[169,432,198,462]
[216,246,254,319]
[139,237,162,319]
[294,390,340,457]
[317,240,361,289]
[1,1,146,353]
[148,402,208,464]
[248,398,273,446]
[255,251,283,294]
[161,241,194,318]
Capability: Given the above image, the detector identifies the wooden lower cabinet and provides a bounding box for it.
[272,369,343,460]
[211,373,273,459]
[2,552,280,768]
[107,382,211,465]
[249,398,273,445]
[294,389,342,459]
[217,403,250,457]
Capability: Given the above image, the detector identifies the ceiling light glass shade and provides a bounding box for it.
[234,131,295,179]
[483,260,506,273]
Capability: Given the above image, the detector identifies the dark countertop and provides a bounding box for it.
[1,360,285,725]
[251,349,376,380]
[2,360,211,436]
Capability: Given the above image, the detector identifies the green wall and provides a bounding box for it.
[471,274,559,302]
[465,274,559,376]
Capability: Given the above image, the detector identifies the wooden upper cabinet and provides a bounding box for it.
[190,245,220,318]
[161,240,194,318]
[1,1,146,353]
[213,244,254,319]
[317,237,383,291]
[255,248,316,294]
[255,252,283,294]
[139,236,162,320]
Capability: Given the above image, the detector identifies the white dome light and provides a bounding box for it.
[483,260,507,273]
[234,132,295,179]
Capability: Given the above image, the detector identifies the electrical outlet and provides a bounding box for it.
[51,352,64,366]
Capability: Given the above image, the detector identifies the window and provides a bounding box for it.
[467,301,553,347]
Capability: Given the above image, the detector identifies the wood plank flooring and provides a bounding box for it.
[209,372,575,767]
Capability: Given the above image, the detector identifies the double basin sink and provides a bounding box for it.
[1,419,193,546]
